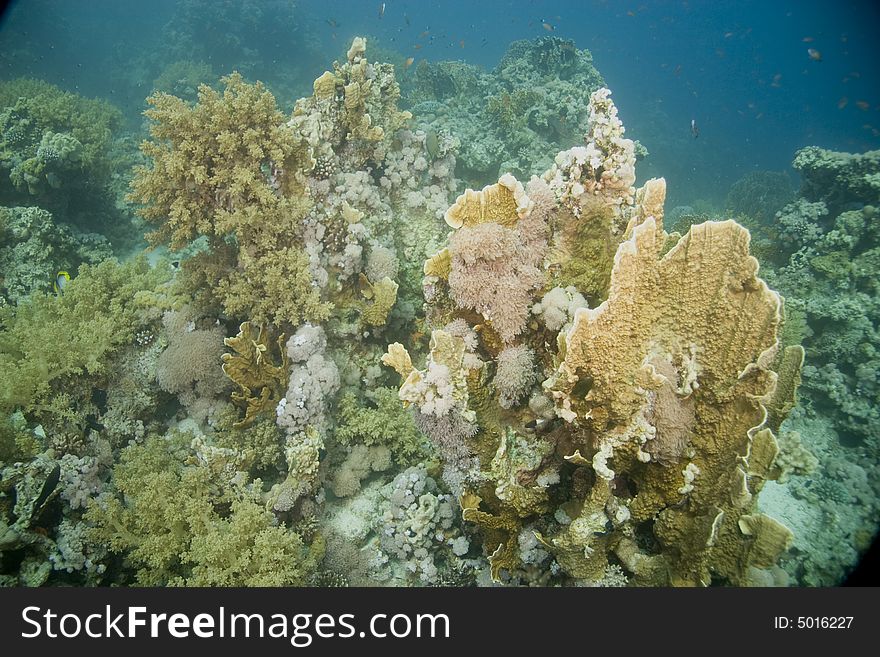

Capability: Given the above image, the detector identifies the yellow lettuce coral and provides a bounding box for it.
[543,217,788,584]
[221,322,289,428]
[360,275,399,326]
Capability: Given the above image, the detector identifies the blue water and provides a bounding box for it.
[1,0,878,205]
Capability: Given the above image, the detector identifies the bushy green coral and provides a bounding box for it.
[0,256,174,430]
[129,72,329,328]
[212,408,284,473]
[85,432,318,586]
[130,72,307,249]
[335,387,429,466]
[217,235,331,328]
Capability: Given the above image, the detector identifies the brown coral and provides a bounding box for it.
[221,322,289,428]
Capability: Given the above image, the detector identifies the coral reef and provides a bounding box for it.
[386,87,799,586]
[0,257,175,435]
[85,431,321,586]
[763,148,880,443]
[407,37,607,184]
[0,78,121,200]
[7,34,871,590]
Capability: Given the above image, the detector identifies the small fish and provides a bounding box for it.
[413,43,423,50]
[802,36,814,42]
[404,56,415,70]
[53,270,70,295]
[807,48,822,61]
[378,2,385,19]
[674,64,682,76]
[404,13,410,26]
[691,118,699,139]
[419,30,430,39]
[542,22,554,32]
[481,37,488,47]
[723,31,734,38]
[627,10,635,17]
[856,100,870,111]
[771,73,782,87]
[460,39,465,48]
[325,18,339,28]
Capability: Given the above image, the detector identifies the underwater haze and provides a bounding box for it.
[0,0,878,587]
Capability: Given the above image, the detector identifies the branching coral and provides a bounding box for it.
[85,432,319,586]
[0,257,174,432]
[130,72,327,328]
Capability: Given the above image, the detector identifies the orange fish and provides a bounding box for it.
[404,57,415,70]
[838,97,849,109]
[807,48,822,61]
[543,22,554,31]
[419,30,430,38]
[413,44,423,50]
[856,100,870,111]
[460,39,465,48]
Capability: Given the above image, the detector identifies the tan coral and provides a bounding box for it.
[360,275,399,326]
[313,71,338,101]
[221,322,289,428]
[347,36,367,63]
[444,173,532,229]
[764,344,804,433]
[549,217,781,430]
[459,492,521,582]
[381,342,413,377]
[542,217,789,585]
[423,247,451,279]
